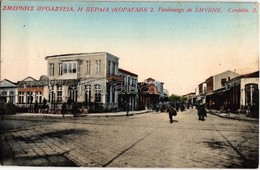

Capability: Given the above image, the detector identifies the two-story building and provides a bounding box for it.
[118,68,138,111]
[45,52,122,111]
[194,82,207,103]
[225,71,259,116]
[205,70,240,110]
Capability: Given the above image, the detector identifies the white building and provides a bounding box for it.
[45,52,122,111]
[0,79,16,104]
[226,71,259,111]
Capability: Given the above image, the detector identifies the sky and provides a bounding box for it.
[1,0,259,95]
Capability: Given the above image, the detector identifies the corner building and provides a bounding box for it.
[45,52,122,111]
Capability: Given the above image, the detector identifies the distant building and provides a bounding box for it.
[138,78,165,110]
[182,92,195,105]
[206,70,240,110]
[199,82,207,96]
[0,79,16,104]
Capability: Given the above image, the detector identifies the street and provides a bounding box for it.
[0,109,259,168]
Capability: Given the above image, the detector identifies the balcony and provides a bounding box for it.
[107,74,123,81]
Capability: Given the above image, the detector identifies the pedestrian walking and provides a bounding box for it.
[198,100,206,121]
[168,105,177,123]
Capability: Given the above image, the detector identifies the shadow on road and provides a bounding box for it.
[202,139,258,168]
[12,129,88,143]
[1,128,89,166]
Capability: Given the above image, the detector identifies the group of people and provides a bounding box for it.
[166,100,207,123]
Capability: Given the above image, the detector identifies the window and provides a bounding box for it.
[9,91,14,103]
[58,63,63,75]
[26,91,33,104]
[68,63,72,73]
[221,78,226,86]
[63,62,77,74]
[49,63,54,76]
[245,84,258,106]
[108,61,111,74]
[35,92,42,103]
[128,76,131,86]
[85,84,91,104]
[18,92,25,104]
[86,61,91,75]
[57,86,62,102]
[49,86,54,102]
[69,85,77,102]
[107,85,110,103]
[72,63,77,73]
[95,84,102,103]
[96,60,101,75]
[112,89,115,103]
[1,91,7,96]
[63,63,67,74]
[112,62,116,74]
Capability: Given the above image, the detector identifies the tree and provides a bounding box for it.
[180,96,188,102]
[169,94,181,102]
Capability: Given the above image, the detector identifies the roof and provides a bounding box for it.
[0,79,17,87]
[45,52,119,60]
[119,68,138,77]
[240,71,259,78]
[198,82,206,86]
[0,79,16,85]
[182,92,195,96]
[21,76,37,82]
[206,70,239,82]
[39,75,49,81]
[227,70,259,83]
[144,78,156,82]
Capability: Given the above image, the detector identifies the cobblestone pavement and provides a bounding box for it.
[0,109,258,168]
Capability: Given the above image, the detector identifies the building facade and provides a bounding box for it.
[118,68,138,111]
[45,52,122,111]
[0,79,16,104]
[138,78,165,110]
[226,71,259,115]
[205,70,240,110]
[16,76,46,112]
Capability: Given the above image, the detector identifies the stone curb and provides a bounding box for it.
[208,112,259,122]
[1,110,152,119]
[87,110,151,117]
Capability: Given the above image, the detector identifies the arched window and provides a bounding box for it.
[57,86,62,102]
[68,85,77,102]
[9,91,14,103]
[1,91,7,96]
[85,84,91,104]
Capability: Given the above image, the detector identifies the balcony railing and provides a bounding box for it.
[107,74,123,81]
